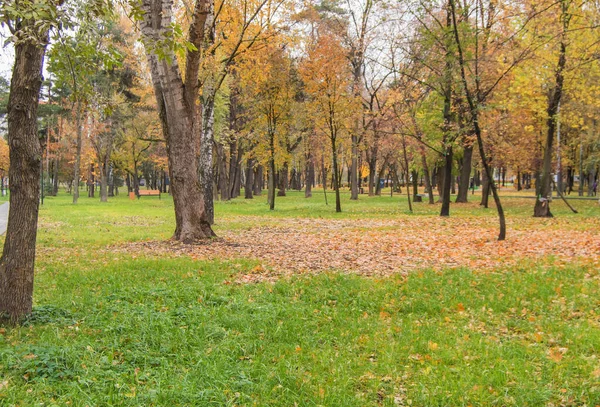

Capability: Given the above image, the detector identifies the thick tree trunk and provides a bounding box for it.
[141,0,214,240]
[0,39,46,322]
[277,162,288,196]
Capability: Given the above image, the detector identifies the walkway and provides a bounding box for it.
[0,202,8,235]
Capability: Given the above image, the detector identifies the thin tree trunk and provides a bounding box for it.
[52,158,59,196]
[456,143,473,202]
[440,147,452,216]
[100,160,108,202]
[268,130,276,210]
[244,158,254,199]
[254,165,263,196]
[73,100,83,204]
[350,135,359,200]
[419,148,434,204]
[534,0,569,218]
[305,152,314,198]
[331,138,341,212]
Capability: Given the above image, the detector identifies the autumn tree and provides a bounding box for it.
[0,0,107,321]
[301,33,355,213]
[238,39,295,210]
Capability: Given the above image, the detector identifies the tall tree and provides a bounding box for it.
[301,33,355,213]
[533,0,571,217]
[0,0,63,321]
[139,0,215,241]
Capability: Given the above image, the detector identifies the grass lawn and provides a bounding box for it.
[0,189,599,406]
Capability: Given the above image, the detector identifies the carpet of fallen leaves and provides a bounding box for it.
[110,215,600,281]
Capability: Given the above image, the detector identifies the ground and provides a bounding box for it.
[1,189,599,406]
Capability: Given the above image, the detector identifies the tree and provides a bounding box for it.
[238,40,295,210]
[0,0,63,321]
[533,0,570,217]
[301,33,355,213]
[138,0,215,242]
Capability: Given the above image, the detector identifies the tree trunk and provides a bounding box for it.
[412,170,419,201]
[368,157,376,196]
[268,129,276,209]
[141,0,214,240]
[305,156,314,198]
[455,143,473,202]
[199,97,216,223]
[350,135,359,200]
[440,147,453,216]
[228,139,238,198]
[73,100,83,204]
[88,163,95,198]
[419,148,434,204]
[254,165,263,196]
[331,138,341,212]
[217,143,229,201]
[534,2,568,217]
[100,160,108,202]
[52,158,59,196]
[480,168,490,208]
[0,39,46,322]
[277,162,288,196]
[244,158,254,199]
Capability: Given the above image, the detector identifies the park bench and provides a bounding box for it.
[137,190,161,199]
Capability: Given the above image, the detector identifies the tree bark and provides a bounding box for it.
[73,100,83,204]
[0,39,46,322]
[440,147,453,216]
[331,138,341,212]
[456,143,473,202]
[52,157,59,196]
[253,164,263,196]
[141,0,214,241]
[534,1,569,218]
[350,135,359,200]
[244,158,254,199]
[277,162,288,196]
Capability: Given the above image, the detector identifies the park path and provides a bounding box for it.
[0,202,8,235]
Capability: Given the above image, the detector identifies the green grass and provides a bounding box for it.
[1,191,599,406]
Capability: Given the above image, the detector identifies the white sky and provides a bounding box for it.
[0,27,14,80]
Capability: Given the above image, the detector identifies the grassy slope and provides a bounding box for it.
[0,190,599,406]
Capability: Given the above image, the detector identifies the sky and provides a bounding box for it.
[0,27,14,80]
